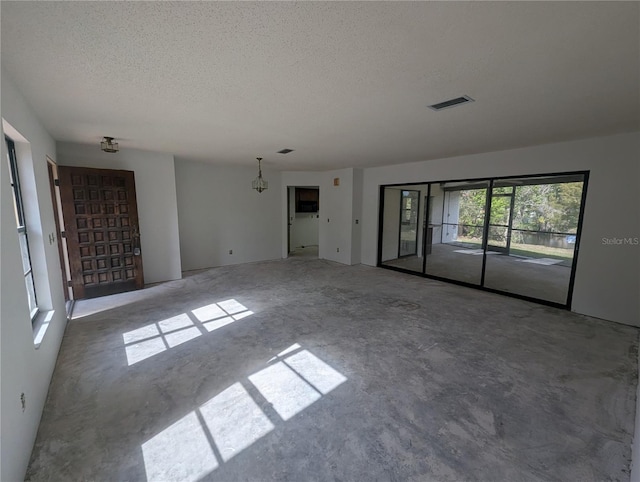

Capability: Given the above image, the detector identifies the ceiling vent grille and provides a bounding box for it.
[428,95,474,111]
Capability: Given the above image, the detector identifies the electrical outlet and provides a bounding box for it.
[20,393,25,412]
[229,249,233,255]
[337,247,340,253]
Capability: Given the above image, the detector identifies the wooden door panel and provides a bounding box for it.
[58,166,144,299]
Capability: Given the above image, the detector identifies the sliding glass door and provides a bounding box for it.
[378,172,588,308]
[483,175,586,304]
[380,185,427,273]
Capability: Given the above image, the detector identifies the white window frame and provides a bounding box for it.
[6,135,39,321]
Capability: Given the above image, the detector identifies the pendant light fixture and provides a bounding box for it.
[252,157,268,193]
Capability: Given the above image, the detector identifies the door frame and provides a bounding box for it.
[47,158,73,300]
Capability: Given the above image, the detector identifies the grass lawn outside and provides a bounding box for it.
[454,237,574,261]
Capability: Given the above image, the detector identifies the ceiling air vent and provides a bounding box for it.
[277,148,294,154]
[428,95,474,111]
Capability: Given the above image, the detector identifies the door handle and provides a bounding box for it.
[132,224,141,256]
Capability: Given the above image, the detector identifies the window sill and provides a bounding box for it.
[33,309,55,348]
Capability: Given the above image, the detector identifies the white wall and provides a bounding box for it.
[361,132,640,326]
[351,168,363,265]
[56,142,182,284]
[175,160,282,271]
[323,168,355,265]
[1,71,68,482]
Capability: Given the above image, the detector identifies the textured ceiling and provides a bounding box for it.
[1,1,638,170]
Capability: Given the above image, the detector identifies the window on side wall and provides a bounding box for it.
[5,136,39,321]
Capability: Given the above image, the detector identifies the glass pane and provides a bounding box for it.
[489,196,511,226]
[511,182,584,233]
[509,231,576,262]
[380,185,428,273]
[18,231,31,275]
[483,176,585,304]
[492,186,514,195]
[487,225,508,249]
[25,272,37,317]
[424,181,489,285]
[399,191,419,257]
[487,192,513,252]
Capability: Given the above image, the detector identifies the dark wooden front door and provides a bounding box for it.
[58,166,144,299]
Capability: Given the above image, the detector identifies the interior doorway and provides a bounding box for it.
[287,186,319,258]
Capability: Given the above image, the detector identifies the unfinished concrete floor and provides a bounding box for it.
[27,257,638,481]
[288,245,319,259]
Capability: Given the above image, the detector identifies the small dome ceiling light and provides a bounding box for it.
[101,136,119,153]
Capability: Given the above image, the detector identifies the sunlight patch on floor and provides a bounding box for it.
[123,299,253,366]
[142,412,218,482]
[249,360,321,421]
[141,343,347,481]
[200,383,274,462]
